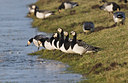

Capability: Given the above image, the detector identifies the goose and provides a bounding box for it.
[52,32,60,50]
[99,2,120,14]
[70,31,99,55]
[113,12,125,26]
[83,22,95,34]
[39,34,55,50]
[28,4,38,14]
[33,6,54,19]
[58,1,79,13]
[63,31,75,53]
[27,34,47,50]
[57,28,67,53]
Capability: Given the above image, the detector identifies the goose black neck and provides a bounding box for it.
[59,30,64,48]
[50,36,54,45]
[58,2,65,10]
[65,34,69,42]
[71,33,77,49]
[60,30,64,40]
[56,33,59,40]
[72,34,77,43]
[29,38,33,43]
[34,7,38,16]
[40,38,47,47]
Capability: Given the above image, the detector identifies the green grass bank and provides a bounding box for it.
[29,0,128,82]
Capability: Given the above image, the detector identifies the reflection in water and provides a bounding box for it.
[0,0,82,82]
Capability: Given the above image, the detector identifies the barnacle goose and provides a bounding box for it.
[99,2,120,14]
[63,31,74,53]
[70,31,99,55]
[57,28,68,53]
[58,1,78,13]
[39,34,55,50]
[27,34,47,50]
[83,22,95,34]
[52,32,60,50]
[113,12,125,26]
[28,4,38,15]
[33,5,54,19]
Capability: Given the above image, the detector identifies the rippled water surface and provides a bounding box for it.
[0,0,82,82]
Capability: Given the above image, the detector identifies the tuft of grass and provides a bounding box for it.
[28,0,128,82]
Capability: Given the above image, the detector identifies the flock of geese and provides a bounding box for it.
[27,0,127,55]
[27,28,99,55]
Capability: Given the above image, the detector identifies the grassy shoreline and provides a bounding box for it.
[29,0,128,82]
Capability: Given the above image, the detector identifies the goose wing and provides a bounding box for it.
[34,34,47,40]
[77,40,100,52]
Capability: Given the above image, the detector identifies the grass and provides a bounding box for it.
[28,0,128,82]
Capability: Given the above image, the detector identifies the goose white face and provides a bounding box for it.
[71,31,76,36]
[57,28,62,33]
[27,41,31,46]
[64,31,68,36]
[32,5,36,9]
[53,33,58,37]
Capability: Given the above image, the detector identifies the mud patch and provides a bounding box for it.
[81,11,89,14]
[70,10,76,15]
[120,4,128,9]
[94,24,116,32]
[58,0,71,2]
[91,5,100,9]
[47,15,63,20]
[83,61,127,76]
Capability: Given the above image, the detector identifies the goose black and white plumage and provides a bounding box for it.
[99,2,120,13]
[27,34,47,50]
[58,1,78,13]
[83,22,95,34]
[39,34,55,50]
[70,31,99,55]
[57,28,68,53]
[113,12,125,26]
[63,31,74,53]
[33,6,54,19]
[28,4,38,14]
[52,32,60,50]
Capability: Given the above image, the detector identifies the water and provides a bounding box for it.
[0,0,82,83]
